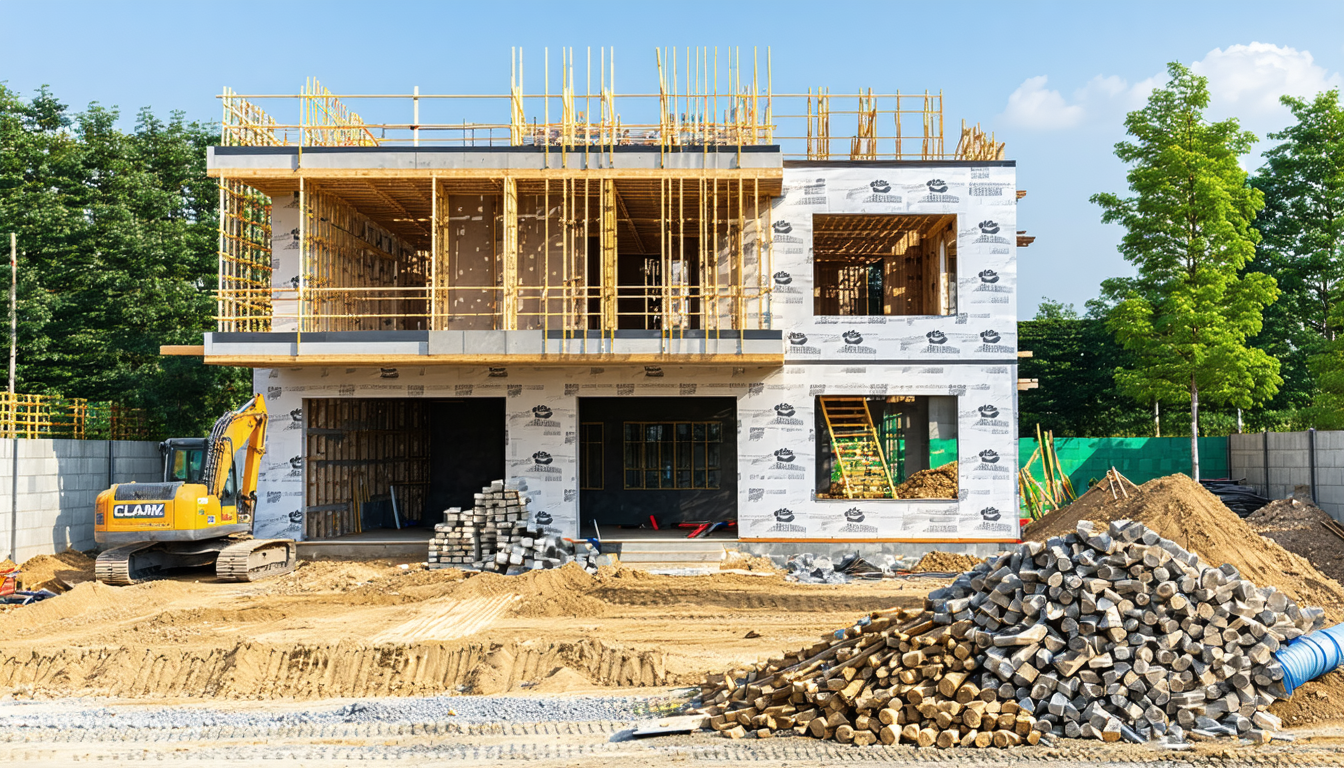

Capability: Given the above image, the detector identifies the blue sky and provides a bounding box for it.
[4,0,1343,319]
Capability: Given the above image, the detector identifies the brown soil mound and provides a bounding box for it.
[17,551,96,593]
[910,551,983,573]
[0,558,933,700]
[1023,474,1344,624]
[719,551,778,573]
[1247,498,1344,588]
[894,462,958,499]
[1269,669,1344,727]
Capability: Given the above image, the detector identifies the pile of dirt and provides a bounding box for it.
[1247,497,1344,587]
[894,462,957,499]
[719,551,778,573]
[17,551,96,593]
[909,550,982,573]
[1023,474,1344,623]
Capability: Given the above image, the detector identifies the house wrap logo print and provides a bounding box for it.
[980,329,1001,344]
[978,220,1000,235]
[980,506,1002,522]
[774,403,796,418]
[788,332,808,346]
[773,508,795,523]
[532,405,553,420]
[774,448,796,463]
[978,404,1000,419]
[926,330,948,345]
[978,269,999,284]
[842,330,864,345]
[534,511,554,526]
[532,451,554,466]
[870,179,891,194]
[773,271,792,285]
[978,449,1000,464]
[772,221,793,235]
[844,508,866,523]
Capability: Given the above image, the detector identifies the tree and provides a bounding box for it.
[0,84,249,437]
[1091,62,1280,480]
[1251,91,1344,427]
[1019,299,1150,438]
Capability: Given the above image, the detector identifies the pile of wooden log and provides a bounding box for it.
[697,608,1046,747]
[928,519,1318,744]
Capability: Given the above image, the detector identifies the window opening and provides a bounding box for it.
[623,421,722,490]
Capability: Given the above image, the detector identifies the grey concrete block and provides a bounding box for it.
[427,330,464,356]
[505,331,545,355]
[463,331,506,355]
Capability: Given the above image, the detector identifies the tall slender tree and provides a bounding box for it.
[1250,91,1344,427]
[1091,63,1280,480]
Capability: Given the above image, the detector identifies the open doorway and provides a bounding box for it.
[303,398,505,539]
[815,394,958,499]
[578,397,736,537]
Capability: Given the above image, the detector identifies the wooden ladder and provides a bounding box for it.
[820,396,896,498]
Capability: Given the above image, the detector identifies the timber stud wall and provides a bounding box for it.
[304,399,428,539]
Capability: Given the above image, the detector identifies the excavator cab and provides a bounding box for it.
[93,395,295,584]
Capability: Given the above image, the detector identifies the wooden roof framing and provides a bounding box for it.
[812,213,955,260]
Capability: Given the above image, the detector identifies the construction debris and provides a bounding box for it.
[1249,495,1344,587]
[428,480,602,574]
[696,608,1045,747]
[699,514,1324,747]
[1201,479,1270,518]
[893,462,958,500]
[927,518,1319,745]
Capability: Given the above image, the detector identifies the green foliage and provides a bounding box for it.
[1251,91,1344,429]
[1019,303,1152,437]
[1090,63,1280,475]
[0,83,248,438]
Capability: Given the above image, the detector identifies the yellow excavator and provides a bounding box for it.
[93,394,297,584]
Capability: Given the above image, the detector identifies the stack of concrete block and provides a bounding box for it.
[926,519,1320,745]
[428,479,578,574]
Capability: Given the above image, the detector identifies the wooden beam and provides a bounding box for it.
[1017,232,1036,247]
[160,345,205,356]
[502,177,519,330]
[202,353,786,367]
[600,178,618,330]
[1018,378,1039,390]
[207,167,785,183]
[1018,350,1033,358]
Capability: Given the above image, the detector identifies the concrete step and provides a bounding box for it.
[614,548,727,563]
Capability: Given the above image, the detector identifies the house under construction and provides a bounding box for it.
[184,48,1030,552]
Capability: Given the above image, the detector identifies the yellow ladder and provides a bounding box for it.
[820,396,896,498]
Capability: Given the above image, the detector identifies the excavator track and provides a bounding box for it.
[215,538,298,582]
[94,543,162,586]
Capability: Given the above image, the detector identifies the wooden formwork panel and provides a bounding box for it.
[303,398,429,540]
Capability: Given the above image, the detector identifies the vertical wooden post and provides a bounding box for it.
[600,178,618,332]
[502,176,519,330]
[430,175,437,330]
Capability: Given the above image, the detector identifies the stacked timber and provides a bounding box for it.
[697,608,1043,747]
[927,519,1315,743]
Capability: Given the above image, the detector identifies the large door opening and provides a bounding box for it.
[579,397,736,533]
[304,398,505,539]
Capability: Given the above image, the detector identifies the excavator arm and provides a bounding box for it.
[201,394,268,520]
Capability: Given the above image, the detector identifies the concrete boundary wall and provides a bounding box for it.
[1229,430,1344,522]
[0,439,161,562]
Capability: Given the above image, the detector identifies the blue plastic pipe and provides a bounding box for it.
[1277,623,1344,696]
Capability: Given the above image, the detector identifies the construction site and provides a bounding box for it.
[0,46,1343,768]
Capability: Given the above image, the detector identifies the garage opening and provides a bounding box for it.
[578,397,736,537]
[303,398,505,539]
[815,394,958,499]
[813,213,957,317]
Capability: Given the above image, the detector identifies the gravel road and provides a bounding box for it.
[0,694,1340,767]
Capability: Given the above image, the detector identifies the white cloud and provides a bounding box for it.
[1192,42,1342,125]
[999,43,1341,134]
[1001,76,1084,129]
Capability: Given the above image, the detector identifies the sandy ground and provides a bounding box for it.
[0,560,940,698]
